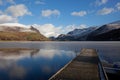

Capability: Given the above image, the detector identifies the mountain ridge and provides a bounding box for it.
[55,20,120,41]
[0,23,49,41]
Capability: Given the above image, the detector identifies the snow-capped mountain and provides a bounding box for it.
[67,27,98,37]
[87,20,120,40]
[56,27,98,41]
[0,23,39,33]
[89,23,120,36]
[87,28,120,41]
[0,23,49,41]
[56,20,120,41]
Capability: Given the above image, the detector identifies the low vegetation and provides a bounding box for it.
[0,31,49,41]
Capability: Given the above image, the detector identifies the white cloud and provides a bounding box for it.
[0,23,29,28]
[71,11,87,17]
[0,10,3,14]
[64,24,87,32]
[41,9,60,17]
[116,2,120,10]
[0,0,15,5]
[6,4,32,17]
[33,24,61,37]
[32,24,87,37]
[35,0,45,5]
[34,49,74,59]
[0,0,3,5]
[97,7,114,15]
[0,4,31,23]
[7,0,15,4]
[0,15,17,23]
[101,0,108,4]
[95,0,108,6]
[35,49,61,59]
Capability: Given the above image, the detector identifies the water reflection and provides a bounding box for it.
[98,47,120,69]
[0,42,120,80]
[0,48,39,60]
[0,48,76,80]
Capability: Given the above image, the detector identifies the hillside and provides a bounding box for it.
[87,21,120,41]
[56,27,98,41]
[0,32,49,41]
[87,28,120,41]
[0,23,49,41]
[55,20,120,41]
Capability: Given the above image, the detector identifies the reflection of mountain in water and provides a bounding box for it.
[0,48,76,80]
[0,48,40,80]
[0,48,40,60]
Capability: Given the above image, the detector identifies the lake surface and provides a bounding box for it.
[0,41,120,80]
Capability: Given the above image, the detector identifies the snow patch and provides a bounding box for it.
[0,23,30,28]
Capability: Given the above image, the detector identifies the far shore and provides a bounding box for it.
[0,41,120,43]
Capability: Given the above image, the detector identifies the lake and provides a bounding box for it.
[0,41,120,80]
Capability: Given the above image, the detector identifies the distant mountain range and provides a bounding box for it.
[0,20,120,41]
[54,20,120,41]
[0,23,49,41]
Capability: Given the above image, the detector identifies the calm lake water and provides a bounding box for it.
[0,41,120,80]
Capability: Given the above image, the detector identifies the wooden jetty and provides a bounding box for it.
[49,48,108,80]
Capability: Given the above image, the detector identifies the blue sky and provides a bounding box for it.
[0,0,120,37]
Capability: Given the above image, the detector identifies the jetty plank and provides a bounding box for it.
[49,49,101,80]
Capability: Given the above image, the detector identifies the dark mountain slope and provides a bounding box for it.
[55,20,120,41]
[87,28,120,41]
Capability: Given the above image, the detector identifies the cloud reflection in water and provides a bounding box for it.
[0,48,76,80]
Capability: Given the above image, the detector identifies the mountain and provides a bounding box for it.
[67,27,97,36]
[0,23,49,41]
[56,27,98,41]
[56,34,74,41]
[88,24,120,36]
[87,28,120,41]
[109,20,120,24]
[56,20,120,41]
[0,23,39,33]
[87,20,120,41]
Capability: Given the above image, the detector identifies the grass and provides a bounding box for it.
[0,31,49,41]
